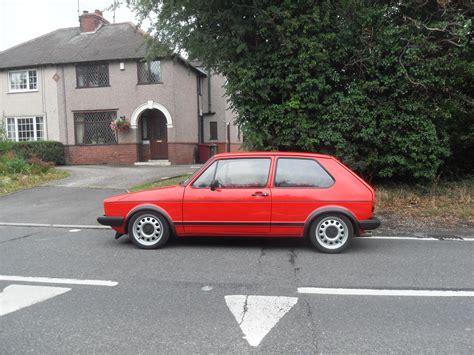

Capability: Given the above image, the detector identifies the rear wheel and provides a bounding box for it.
[309,214,353,253]
[128,212,170,249]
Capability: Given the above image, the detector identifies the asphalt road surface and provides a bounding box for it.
[1,225,472,354]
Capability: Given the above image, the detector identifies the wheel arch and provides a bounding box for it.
[125,204,176,236]
[304,206,359,238]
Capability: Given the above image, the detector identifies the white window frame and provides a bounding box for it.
[8,69,38,93]
[5,116,46,142]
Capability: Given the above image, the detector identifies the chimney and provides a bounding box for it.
[79,9,109,33]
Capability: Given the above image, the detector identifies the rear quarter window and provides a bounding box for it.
[275,158,334,188]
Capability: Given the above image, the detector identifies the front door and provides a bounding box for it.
[149,115,168,159]
[183,158,272,235]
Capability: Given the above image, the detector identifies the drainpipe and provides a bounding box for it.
[61,66,69,145]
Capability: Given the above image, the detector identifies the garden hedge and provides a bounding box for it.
[0,141,65,165]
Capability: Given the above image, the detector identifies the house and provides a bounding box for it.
[0,10,241,165]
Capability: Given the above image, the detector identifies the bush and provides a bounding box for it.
[0,153,30,175]
[28,156,54,174]
[8,141,65,165]
[0,141,13,154]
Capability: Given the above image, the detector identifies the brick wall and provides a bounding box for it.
[65,144,138,165]
[168,143,197,165]
[215,142,242,153]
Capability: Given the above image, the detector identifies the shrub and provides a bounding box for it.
[0,153,30,175]
[0,140,13,154]
[28,156,54,174]
[9,141,65,165]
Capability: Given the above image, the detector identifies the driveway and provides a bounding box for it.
[0,165,199,226]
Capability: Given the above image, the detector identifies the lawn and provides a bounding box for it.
[0,169,69,195]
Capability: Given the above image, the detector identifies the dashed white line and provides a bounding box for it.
[298,287,474,297]
[0,275,118,287]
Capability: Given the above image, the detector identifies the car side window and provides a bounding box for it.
[275,158,334,188]
[192,161,218,188]
[214,158,271,188]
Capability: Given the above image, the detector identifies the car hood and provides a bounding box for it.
[104,185,185,203]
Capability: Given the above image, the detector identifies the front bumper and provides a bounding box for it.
[97,215,124,227]
[358,217,381,230]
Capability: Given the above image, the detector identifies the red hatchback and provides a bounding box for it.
[98,152,380,253]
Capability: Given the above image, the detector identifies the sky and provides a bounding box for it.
[0,0,142,51]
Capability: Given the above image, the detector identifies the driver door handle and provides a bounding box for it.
[251,192,269,197]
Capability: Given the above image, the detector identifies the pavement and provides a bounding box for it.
[0,165,473,353]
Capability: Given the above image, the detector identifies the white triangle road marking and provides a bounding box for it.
[0,284,71,316]
[225,295,298,347]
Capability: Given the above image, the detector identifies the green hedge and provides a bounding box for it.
[0,141,65,165]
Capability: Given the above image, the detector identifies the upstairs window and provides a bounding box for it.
[76,63,109,88]
[137,60,161,84]
[6,116,45,141]
[74,111,117,145]
[9,70,37,92]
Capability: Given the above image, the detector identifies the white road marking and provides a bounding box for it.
[201,286,213,291]
[69,229,81,233]
[364,236,472,241]
[0,275,118,287]
[0,284,71,316]
[225,295,298,347]
[298,287,474,297]
[0,222,109,229]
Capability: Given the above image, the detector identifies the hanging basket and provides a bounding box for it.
[111,116,130,132]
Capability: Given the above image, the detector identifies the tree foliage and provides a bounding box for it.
[126,0,473,181]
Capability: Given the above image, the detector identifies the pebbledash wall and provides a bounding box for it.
[60,60,241,165]
[60,59,200,165]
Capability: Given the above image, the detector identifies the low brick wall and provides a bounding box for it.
[65,144,138,165]
[168,143,197,165]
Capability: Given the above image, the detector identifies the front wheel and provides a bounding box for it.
[128,212,170,249]
[309,214,353,253]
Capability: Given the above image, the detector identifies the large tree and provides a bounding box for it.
[126,0,473,181]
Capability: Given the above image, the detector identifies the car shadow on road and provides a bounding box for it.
[111,235,378,253]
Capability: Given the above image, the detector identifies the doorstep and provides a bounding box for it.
[134,160,172,166]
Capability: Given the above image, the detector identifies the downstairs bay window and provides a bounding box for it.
[6,116,45,141]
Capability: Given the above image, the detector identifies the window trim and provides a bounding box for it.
[5,116,46,141]
[273,157,335,189]
[137,60,162,85]
[75,62,110,89]
[8,69,38,93]
[73,110,118,146]
[191,157,273,189]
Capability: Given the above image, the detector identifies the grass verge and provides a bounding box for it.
[0,169,70,195]
[375,178,473,226]
[129,174,192,192]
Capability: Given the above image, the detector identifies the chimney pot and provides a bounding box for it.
[94,9,103,17]
[83,10,89,14]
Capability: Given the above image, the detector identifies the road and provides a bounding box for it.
[1,225,472,354]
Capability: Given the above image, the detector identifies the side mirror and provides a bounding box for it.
[210,179,220,191]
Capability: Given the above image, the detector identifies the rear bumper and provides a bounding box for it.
[97,216,124,227]
[359,217,381,230]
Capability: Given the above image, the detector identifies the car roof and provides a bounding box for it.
[213,151,333,159]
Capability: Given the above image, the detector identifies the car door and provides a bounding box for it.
[270,157,335,236]
[183,157,272,235]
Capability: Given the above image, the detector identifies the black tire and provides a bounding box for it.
[308,214,353,253]
[127,211,170,249]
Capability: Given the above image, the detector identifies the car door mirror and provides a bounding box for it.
[210,179,220,191]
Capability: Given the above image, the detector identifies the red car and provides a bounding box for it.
[98,152,380,253]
